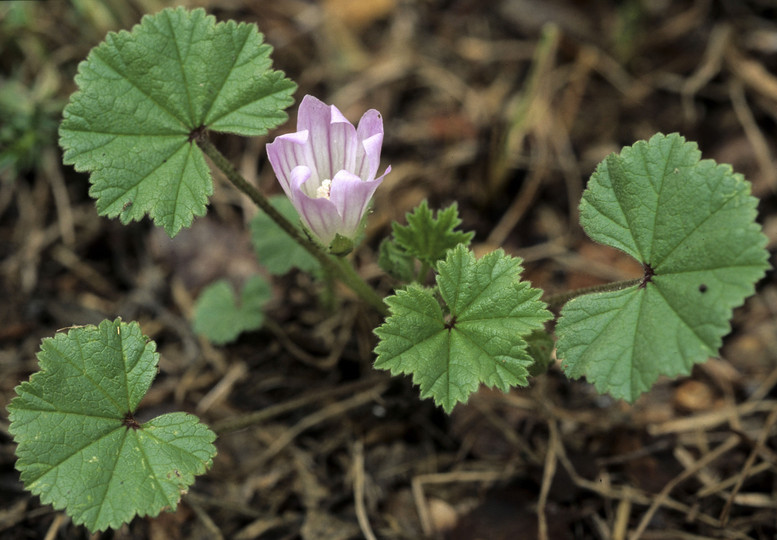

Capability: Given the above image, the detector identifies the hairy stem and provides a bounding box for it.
[196,136,388,316]
[545,278,641,310]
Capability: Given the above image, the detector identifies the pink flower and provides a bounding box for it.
[266,95,391,249]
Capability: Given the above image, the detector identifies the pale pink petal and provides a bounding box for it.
[329,165,391,236]
[355,110,383,180]
[289,167,341,245]
[297,96,340,181]
[356,109,383,142]
[328,171,375,237]
[266,130,311,195]
[296,95,329,130]
[296,196,341,246]
[358,132,384,181]
[328,106,359,175]
[288,165,314,199]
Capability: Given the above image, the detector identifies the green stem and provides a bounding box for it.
[545,278,641,310]
[329,256,387,315]
[416,261,431,284]
[196,136,388,317]
[318,263,337,312]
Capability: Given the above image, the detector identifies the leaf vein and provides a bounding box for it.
[93,39,188,130]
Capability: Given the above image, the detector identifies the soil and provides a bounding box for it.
[1,1,776,539]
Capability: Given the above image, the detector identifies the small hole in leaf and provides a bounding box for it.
[699,284,708,293]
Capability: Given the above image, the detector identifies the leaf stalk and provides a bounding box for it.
[196,136,388,316]
[545,278,641,310]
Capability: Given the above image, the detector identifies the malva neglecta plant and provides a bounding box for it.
[7,7,770,533]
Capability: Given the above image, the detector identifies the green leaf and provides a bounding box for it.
[556,133,770,402]
[193,275,272,344]
[59,7,296,237]
[525,329,555,377]
[250,195,319,275]
[392,200,475,269]
[377,237,416,282]
[374,245,552,412]
[7,319,217,533]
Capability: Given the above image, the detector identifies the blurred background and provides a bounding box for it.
[1,1,776,538]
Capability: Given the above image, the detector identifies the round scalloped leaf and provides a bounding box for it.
[556,133,770,402]
[374,245,552,412]
[193,275,272,344]
[59,7,297,237]
[7,319,217,533]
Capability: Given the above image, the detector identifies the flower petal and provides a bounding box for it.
[358,132,384,182]
[356,109,383,141]
[296,95,329,131]
[329,165,390,237]
[266,130,313,195]
[297,96,357,181]
[328,105,359,176]
[289,166,341,245]
[356,110,384,180]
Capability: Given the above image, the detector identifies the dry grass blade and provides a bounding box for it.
[254,382,388,466]
[212,377,386,434]
[352,440,377,540]
[719,404,777,525]
[412,469,509,536]
[537,418,559,540]
[629,435,741,540]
